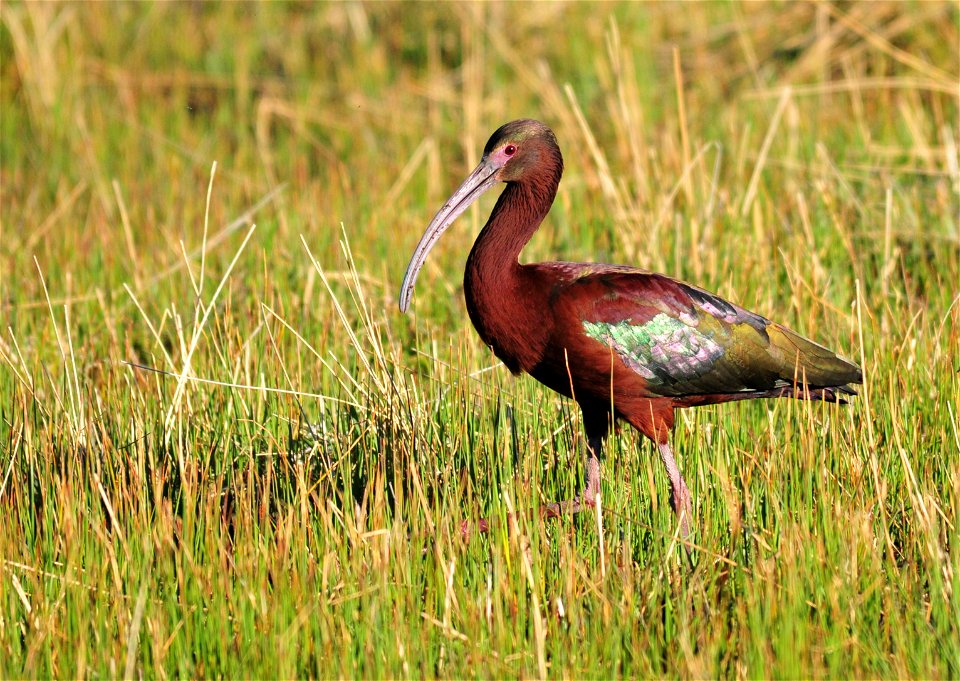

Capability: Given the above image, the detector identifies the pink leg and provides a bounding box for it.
[658,442,693,541]
[461,436,602,537]
[461,412,607,538]
[541,433,603,518]
[582,439,601,502]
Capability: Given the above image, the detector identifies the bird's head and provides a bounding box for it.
[482,119,561,183]
[399,119,562,313]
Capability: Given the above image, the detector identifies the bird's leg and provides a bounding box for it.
[461,413,607,536]
[460,434,603,537]
[541,423,605,519]
[657,442,693,542]
[578,432,602,506]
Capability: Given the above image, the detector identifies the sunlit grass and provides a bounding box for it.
[2,2,958,677]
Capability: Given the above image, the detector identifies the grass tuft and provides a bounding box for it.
[2,2,958,677]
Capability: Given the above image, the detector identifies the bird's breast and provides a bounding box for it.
[463,266,551,375]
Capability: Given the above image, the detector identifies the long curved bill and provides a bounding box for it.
[399,158,501,313]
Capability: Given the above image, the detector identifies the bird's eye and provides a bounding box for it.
[504,144,517,156]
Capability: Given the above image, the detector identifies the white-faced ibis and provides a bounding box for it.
[400,119,861,545]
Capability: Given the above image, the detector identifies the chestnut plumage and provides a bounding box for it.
[400,119,861,545]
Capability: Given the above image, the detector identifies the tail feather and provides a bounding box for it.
[676,382,859,407]
[767,323,863,387]
[774,384,857,403]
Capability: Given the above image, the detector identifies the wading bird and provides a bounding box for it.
[399,119,861,544]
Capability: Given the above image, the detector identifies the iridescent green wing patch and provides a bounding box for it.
[583,313,724,386]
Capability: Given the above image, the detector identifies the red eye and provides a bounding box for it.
[504,144,517,156]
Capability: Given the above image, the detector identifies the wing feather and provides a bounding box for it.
[539,263,860,398]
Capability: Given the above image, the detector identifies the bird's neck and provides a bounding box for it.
[463,176,559,372]
[471,182,545,264]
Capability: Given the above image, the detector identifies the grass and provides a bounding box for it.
[2,1,959,677]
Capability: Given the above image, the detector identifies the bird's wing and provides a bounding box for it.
[542,263,861,398]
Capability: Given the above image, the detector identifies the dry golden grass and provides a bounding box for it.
[1,2,958,677]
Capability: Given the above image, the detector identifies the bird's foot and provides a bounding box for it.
[658,442,696,560]
[667,481,697,570]
[459,490,597,538]
[672,485,693,541]
[540,492,596,520]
